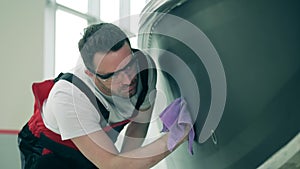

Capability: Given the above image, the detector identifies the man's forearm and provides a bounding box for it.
[72,126,188,169]
[121,121,149,152]
[116,133,171,169]
[117,132,186,169]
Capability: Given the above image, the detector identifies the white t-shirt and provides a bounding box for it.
[42,55,156,140]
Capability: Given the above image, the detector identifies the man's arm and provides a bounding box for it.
[120,105,153,152]
[70,95,190,169]
[71,127,187,169]
[71,97,190,169]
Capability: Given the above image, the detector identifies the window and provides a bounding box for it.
[55,10,87,75]
[100,0,120,22]
[44,0,148,78]
[56,0,88,13]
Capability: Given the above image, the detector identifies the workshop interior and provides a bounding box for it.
[0,0,299,169]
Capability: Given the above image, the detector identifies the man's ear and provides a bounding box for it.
[85,69,94,78]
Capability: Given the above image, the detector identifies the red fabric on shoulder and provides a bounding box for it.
[28,80,78,151]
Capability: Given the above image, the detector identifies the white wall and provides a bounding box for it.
[0,0,45,130]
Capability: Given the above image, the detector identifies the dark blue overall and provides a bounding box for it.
[18,50,154,169]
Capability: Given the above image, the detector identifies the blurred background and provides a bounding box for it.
[0,0,299,169]
[0,0,162,168]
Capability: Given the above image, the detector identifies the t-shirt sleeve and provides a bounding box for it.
[49,81,102,140]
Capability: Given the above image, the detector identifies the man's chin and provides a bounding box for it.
[113,89,136,98]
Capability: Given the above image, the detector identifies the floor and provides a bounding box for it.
[0,134,21,169]
[1,132,299,169]
[258,133,300,169]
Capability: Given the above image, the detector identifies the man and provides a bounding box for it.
[19,23,189,169]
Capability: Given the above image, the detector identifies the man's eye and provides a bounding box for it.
[102,73,114,79]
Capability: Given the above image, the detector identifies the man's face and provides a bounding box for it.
[89,43,138,98]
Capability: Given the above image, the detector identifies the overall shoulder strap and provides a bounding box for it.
[54,51,155,125]
[133,49,149,110]
[54,73,130,142]
[133,49,157,111]
[55,73,110,121]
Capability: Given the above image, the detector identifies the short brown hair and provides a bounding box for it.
[78,23,131,71]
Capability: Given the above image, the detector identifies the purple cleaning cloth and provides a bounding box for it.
[159,97,195,155]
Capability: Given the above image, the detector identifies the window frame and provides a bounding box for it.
[44,0,97,78]
[44,0,133,78]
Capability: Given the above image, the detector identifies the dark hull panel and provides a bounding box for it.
[139,0,300,168]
